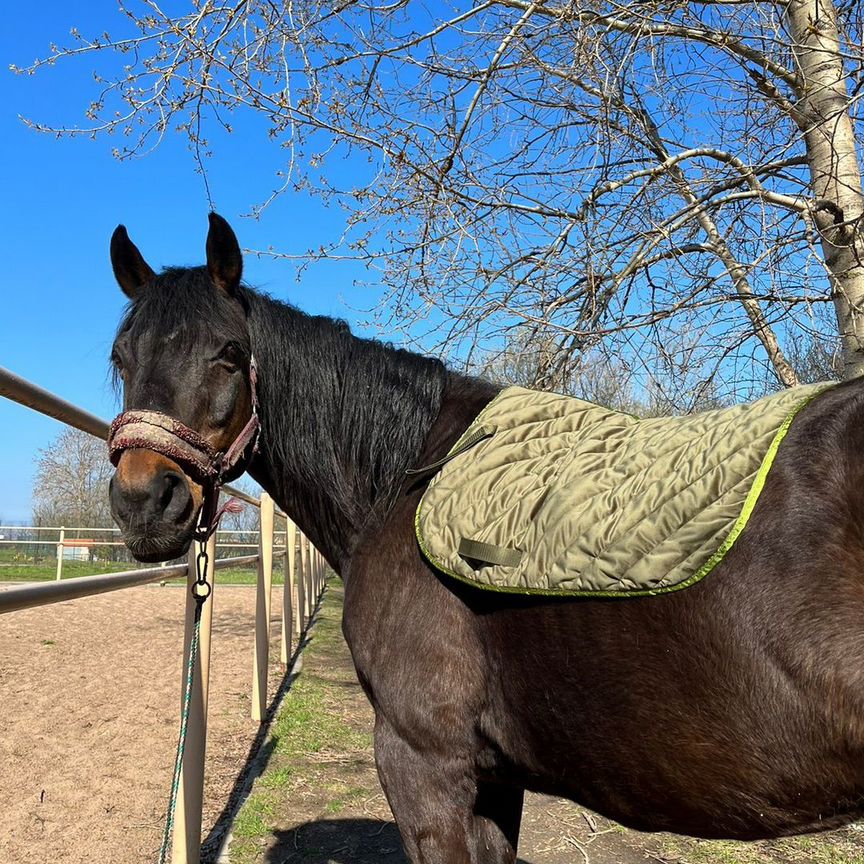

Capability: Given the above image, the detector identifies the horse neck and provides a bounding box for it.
[243,290,450,566]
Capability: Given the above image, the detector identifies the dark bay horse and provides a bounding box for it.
[108,214,864,863]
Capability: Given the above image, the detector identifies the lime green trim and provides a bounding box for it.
[415,386,831,599]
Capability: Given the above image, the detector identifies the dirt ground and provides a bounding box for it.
[0,581,288,864]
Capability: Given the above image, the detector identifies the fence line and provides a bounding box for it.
[281,518,298,665]
[0,526,289,534]
[0,363,327,864]
[1,539,285,548]
[1,524,290,582]
[0,554,269,615]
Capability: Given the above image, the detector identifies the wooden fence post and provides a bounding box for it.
[310,548,316,601]
[252,492,274,723]
[309,545,315,602]
[308,539,316,611]
[55,526,65,581]
[280,517,297,665]
[172,531,216,864]
[295,530,306,636]
[300,534,311,619]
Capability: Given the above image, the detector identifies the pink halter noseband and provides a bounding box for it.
[108,356,261,538]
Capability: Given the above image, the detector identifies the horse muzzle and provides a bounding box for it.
[109,448,203,562]
[107,390,260,562]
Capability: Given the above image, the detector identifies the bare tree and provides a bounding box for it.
[479,326,729,414]
[17,0,863,400]
[32,428,113,528]
[219,481,263,534]
[208,479,262,559]
[478,327,640,408]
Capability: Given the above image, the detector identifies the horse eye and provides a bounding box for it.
[111,350,125,373]
[215,344,241,372]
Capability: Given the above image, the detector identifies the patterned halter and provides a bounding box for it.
[108,357,261,538]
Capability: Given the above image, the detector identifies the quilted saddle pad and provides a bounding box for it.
[415,383,831,597]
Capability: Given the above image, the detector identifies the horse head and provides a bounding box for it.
[108,213,257,562]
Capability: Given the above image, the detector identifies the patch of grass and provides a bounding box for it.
[320,788,368,817]
[213,567,285,586]
[0,558,132,581]
[256,764,293,790]
[269,672,369,758]
[656,829,864,864]
[232,795,277,839]
[0,559,279,586]
[0,541,288,584]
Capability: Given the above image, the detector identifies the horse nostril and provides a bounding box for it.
[160,471,182,510]
[159,470,192,522]
[109,474,131,523]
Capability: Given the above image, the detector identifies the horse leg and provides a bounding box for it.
[473,780,523,863]
[374,718,523,864]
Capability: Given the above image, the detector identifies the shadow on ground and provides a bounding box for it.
[263,818,535,863]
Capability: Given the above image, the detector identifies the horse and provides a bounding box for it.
[107,213,864,864]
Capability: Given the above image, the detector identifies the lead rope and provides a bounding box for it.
[158,538,212,864]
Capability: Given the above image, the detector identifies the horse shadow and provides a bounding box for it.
[262,818,535,863]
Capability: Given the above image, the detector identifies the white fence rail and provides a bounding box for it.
[0,363,327,864]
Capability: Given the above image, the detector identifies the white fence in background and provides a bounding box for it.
[0,364,327,864]
[0,524,289,579]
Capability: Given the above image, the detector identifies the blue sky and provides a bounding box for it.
[0,2,379,521]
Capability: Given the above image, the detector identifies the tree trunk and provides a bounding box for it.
[787,0,864,379]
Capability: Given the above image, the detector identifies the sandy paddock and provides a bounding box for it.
[0,582,288,864]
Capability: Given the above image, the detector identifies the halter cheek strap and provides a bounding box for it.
[108,356,261,538]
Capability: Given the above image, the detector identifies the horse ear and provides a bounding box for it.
[110,225,156,299]
[206,212,243,295]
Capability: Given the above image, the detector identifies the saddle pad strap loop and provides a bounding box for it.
[459,537,523,568]
[406,424,495,480]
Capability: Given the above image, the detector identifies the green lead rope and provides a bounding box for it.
[158,597,205,864]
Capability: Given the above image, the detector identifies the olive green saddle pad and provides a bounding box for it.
[415,383,831,597]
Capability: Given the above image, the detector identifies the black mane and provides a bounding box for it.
[241,287,448,556]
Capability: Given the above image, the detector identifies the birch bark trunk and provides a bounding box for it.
[787,0,864,379]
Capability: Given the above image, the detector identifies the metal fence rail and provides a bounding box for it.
[0,553,266,614]
[0,362,327,864]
